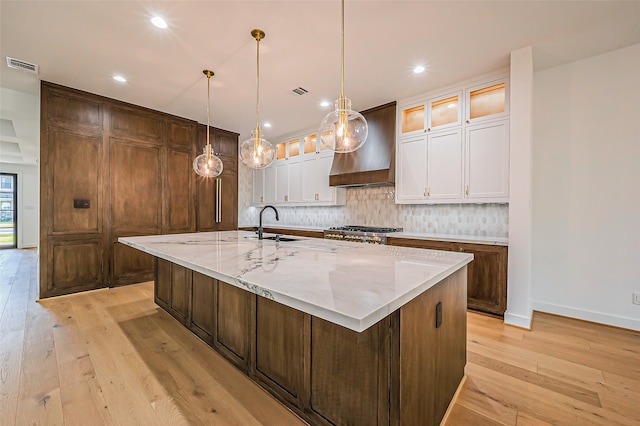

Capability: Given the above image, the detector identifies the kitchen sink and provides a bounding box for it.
[263,236,299,242]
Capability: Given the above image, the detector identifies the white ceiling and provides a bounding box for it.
[1,1,639,165]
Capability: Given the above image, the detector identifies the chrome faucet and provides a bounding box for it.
[258,205,279,240]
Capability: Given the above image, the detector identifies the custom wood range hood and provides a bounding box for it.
[329,101,396,187]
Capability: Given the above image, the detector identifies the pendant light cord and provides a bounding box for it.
[340,0,345,98]
[255,33,261,132]
[206,73,211,149]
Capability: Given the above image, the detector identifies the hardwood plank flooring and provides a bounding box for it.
[1,249,639,425]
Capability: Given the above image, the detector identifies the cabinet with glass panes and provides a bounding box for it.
[395,75,510,204]
[274,138,301,203]
[399,91,462,138]
[465,78,509,124]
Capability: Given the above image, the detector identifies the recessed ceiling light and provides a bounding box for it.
[413,65,425,74]
[320,101,330,107]
[151,16,167,29]
[264,122,272,128]
[113,75,127,83]
[447,103,456,109]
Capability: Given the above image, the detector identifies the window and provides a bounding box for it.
[0,176,12,190]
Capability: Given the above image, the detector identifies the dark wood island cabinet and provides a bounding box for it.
[139,232,472,426]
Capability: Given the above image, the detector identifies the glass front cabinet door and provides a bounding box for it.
[465,78,509,124]
[427,91,462,133]
[399,103,426,138]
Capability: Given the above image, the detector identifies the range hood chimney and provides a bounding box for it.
[329,101,396,187]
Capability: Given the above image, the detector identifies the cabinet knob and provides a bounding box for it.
[466,120,470,124]
[427,128,431,132]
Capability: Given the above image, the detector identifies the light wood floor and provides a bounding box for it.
[1,249,639,425]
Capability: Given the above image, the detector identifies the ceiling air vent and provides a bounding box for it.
[6,57,39,74]
[292,87,308,95]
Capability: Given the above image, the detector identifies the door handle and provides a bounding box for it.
[215,178,222,223]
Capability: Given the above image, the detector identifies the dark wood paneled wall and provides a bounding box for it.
[40,82,238,298]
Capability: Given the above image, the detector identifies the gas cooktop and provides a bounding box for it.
[323,226,403,244]
[327,225,404,233]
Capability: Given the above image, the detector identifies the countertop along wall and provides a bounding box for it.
[238,164,509,238]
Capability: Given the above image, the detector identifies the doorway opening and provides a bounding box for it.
[0,173,17,249]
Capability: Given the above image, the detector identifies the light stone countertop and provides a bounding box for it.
[119,231,473,332]
[391,232,509,246]
[244,224,509,245]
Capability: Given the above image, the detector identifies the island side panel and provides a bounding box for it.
[189,271,215,344]
[254,297,306,408]
[213,280,252,372]
[307,316,391,426]
[399,266,467,426]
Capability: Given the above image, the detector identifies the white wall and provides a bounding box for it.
[0,162,39,248]
[505,46,534,329]
[532,43,640,330]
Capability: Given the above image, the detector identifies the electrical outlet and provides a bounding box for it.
[633,292,640,305]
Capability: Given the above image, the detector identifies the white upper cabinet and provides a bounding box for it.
[465,78,509,125]
[396,75,509,205]
[396,130,463,204]
[426,91,462,133]
[252,168,265,204]
[253,132,345,206]
[465,120,509,199]
[264,166,277,204]
[427,129,463,200]
[301,133,345,205]
[396,135,427,202]
[399,102,426,138]
[274,138,301,204]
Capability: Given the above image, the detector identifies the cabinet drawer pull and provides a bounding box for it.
[465,185,469,196]
[215,178,222,223]
[427,187,431,197]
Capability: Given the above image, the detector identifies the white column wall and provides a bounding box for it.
[505,46,534,329]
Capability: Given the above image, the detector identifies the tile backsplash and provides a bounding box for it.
[238,166,508,237]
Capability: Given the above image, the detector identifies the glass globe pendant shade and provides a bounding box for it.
[193,145,224,178]
[193,69,223,178]
[239,128,275,169]
[319,96,368,152]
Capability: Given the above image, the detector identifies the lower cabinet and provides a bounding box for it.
[254,297,306,407]
[189,271,215,343]
[387,237,508,315]
[308,316,391,425]
[155,258,189,324]
[153,259,467,426]
[213,280,251,372]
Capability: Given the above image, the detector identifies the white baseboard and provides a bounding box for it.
[504,311,532,329]
[532,301,640,331]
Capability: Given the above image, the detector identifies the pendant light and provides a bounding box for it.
[319,0,368,153]
[239,29,275,169]
[193,70,224,177]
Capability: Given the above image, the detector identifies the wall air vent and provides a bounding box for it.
[6,57,39,74]
[292,87,308,95]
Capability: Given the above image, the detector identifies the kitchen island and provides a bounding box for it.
[119,231,473,426]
